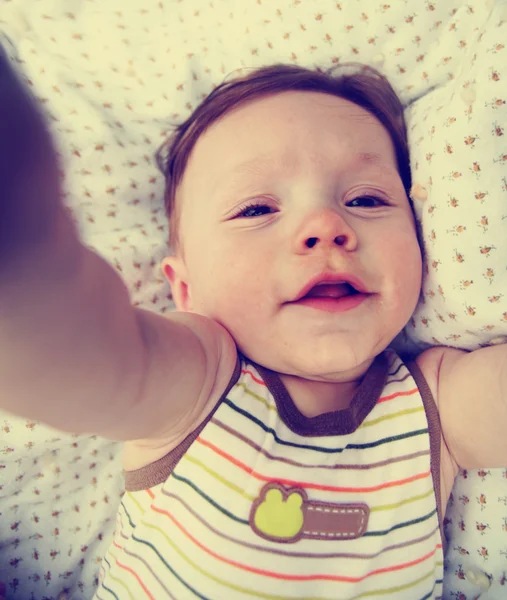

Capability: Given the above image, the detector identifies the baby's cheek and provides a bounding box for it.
[382,234,421,302]
[397,246,423,309]
[196,279,248,329]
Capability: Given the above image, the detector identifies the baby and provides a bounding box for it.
[0,46,506,600]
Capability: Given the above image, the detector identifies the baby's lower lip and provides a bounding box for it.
[291,293,370,313]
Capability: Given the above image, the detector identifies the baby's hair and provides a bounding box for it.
[156,63,412,251]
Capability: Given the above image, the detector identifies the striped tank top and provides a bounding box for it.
[95,350,444,599]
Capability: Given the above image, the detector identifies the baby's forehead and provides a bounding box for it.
[202,90,381,139]
[183,91,396,184]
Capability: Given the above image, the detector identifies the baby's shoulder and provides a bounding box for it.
[415,343,507,470]
[413,345,466,410]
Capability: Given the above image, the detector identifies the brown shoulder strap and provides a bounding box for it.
[405,358,445,546]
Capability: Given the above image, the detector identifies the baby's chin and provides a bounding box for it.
[243,343,380,382]
[227,313,396,378]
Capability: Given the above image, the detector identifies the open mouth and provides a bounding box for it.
[302,282,359,300]
[291,280,369,313]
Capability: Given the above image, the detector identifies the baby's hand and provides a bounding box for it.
[0,43,61,268]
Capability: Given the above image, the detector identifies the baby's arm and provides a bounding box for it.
[417,344,507,469]
[0,48,236,442]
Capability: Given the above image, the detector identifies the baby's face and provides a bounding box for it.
[169,91,422,380]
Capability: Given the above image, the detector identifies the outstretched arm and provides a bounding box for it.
[0,47,236,442]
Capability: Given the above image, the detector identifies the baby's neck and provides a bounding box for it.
[279,372,363,418]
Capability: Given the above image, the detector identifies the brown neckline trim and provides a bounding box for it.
[405,359,445,547]
[124,356,242,492]
[252,353,389,437]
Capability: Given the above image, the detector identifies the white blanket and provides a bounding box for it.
[0,1,506,598]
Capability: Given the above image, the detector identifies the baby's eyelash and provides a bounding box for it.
[229,194,389,219]
[346,195,388,208]
[232,201,276,218]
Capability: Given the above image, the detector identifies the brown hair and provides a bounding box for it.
[156,63,412,251]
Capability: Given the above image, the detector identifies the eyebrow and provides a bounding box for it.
[227,151,385,179]
[228,155,279,177]
[355,151,384,165]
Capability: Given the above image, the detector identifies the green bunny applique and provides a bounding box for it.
[250,482,307,543]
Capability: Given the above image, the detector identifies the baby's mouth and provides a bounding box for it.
[288,278,371,312]
[303,282,358,300]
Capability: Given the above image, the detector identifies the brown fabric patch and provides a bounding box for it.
[303,500,369,540]
[124,356,242,491]
[250,482,369,544]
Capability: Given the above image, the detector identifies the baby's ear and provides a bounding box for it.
[162,256,193,312]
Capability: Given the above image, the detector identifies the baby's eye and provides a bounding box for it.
[236,203,275,218]
[347,195,386,208]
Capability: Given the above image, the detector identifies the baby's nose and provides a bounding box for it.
[293,209,358,254]
[305,234,347,249]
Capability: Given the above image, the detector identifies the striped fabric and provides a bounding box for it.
[95,351,443,599]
